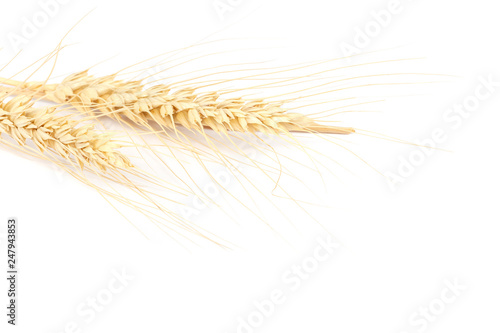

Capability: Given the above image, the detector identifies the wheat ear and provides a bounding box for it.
[0,94,132,170]
[1,72,355,136]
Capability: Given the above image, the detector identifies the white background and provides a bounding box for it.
[0,0,499,332]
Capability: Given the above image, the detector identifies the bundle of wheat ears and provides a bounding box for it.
[0,39,434,245]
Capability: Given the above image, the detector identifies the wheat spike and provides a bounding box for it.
[0,94,132,170]
[5,71,355,136]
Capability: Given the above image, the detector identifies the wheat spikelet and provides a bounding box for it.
[0,94,132,170]
[6,71,355,136]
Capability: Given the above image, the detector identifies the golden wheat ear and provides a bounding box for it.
[0,74,355,137]
[0,94,132,170]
